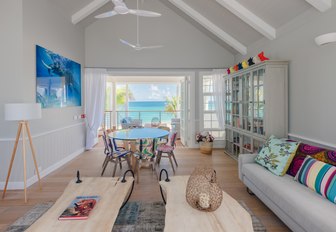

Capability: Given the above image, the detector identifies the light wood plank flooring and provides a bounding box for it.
[0,142,290,231]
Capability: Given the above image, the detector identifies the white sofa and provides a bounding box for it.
[239,153,336,232]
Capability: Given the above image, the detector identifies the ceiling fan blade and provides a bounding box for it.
[128,9,161,17]
[120,39,137,48]
[138,45,163,49]
[111,0,123,7]
[95,10,118,19]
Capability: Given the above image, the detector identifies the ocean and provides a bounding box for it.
[128,101,167,111]
[118,101,177,125]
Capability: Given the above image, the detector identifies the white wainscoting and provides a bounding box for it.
[0,123,86,190]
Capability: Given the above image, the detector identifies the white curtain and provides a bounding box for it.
[85,68,107,150]
[212,70,225,130]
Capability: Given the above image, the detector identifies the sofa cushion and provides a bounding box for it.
[242,163,336,232]
[255,135,299,176]
[295,157,336,203]
[287,143,336,177]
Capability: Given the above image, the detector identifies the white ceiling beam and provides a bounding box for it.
[305,0,332,12]
[215,0,276,40]
[72,0,110,24]
[169,0,247,55]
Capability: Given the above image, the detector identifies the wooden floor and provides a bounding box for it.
[0,141,290,232]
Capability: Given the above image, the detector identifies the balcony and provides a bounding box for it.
[104,110,180,130]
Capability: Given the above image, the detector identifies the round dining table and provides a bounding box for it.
[108,128,170,179]
[108,128,169,141]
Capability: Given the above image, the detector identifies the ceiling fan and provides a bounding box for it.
[95,0,161,18]
[119,0,163,51]
[120,39,163,51]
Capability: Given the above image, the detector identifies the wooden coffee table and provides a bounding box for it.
[26,177,133,232]
[160,175,253,232]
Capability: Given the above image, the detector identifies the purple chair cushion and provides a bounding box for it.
[157,144,174,153]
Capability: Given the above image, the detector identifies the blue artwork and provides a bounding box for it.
[36,45,81,108]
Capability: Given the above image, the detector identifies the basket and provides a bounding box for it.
[199,142,213,155]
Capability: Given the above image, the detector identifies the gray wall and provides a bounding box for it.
[85,0,234,68]
[0,0,24,132]
[235,8,336,147]
[0,0,86,186]
[22,0,85,134]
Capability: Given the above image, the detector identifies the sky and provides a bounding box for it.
[127,83,178,101]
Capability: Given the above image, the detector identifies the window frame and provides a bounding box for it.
[199,72,225,141]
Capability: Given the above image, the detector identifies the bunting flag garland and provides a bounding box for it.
[242,60,249,69]
[248,57,255,66]
[225,52,270,78]
[258,51,269,61]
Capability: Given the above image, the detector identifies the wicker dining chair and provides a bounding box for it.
[101,131,132,177]
[156,132,178,173]
[157,126,170,145]
[151,117,160,127]
[133,138,157,183]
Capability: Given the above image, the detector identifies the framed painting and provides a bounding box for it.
[36,45,81,108]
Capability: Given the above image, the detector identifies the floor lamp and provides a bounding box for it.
[2,103,42,203]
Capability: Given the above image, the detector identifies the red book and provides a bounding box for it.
[58,196,100,220]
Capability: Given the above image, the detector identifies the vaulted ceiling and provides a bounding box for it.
[52,0,333,55]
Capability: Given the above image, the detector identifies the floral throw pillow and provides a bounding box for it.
[255,135,300,176]
[287,143,336,177]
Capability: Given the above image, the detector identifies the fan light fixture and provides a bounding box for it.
[95,0,161,18]
[315,32,336,46]
[119,0,163,51]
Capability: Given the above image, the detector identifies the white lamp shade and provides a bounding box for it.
[5,103,42,121]
[315,33,336,46]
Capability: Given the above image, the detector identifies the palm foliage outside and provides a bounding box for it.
[165,96,180,118]
[105,86,134,110]
[116,87,134,106]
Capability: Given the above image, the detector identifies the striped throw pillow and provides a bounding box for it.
[295,157,336,203]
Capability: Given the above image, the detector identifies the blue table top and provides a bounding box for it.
[109,128,169,140]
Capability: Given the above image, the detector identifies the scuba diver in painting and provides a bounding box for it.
[37,46,81,108]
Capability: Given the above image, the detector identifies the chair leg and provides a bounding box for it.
[156,152,160,166]
[101,159,109,176]
[168,154,176,174]
[119,157,122,169]
[157,151,162,166]
[152,161,159,180]
[126,155,132,169]
[172,151,178,167]
[151,159,156,172]
[136,159,140,184]
[102,156,109,168]
[112,160,118,177]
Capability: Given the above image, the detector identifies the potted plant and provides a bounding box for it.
[196,131,215,155]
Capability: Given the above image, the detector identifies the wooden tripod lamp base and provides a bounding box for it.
[2,103,42,203]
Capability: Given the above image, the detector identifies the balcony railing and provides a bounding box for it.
[104,110,180,130]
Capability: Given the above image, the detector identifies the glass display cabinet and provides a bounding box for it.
[224,61,288,160]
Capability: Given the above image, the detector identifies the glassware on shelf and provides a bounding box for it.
[253,139,264,153]
[242,135,252,152]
